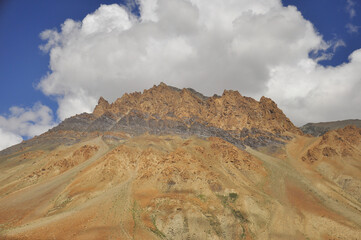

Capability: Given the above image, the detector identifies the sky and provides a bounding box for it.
[0,0,360,150]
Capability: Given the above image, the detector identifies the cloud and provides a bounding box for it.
[0,103,55,151]
[331,39,346,52]
[346,0,356,18]
[309,38,346,62]
[267,49,361,124]
[346,23,360,33]
[36,0,361,126]
[0,128,23,151]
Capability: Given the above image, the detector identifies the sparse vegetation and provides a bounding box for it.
[0,224,5,236]
[49,196,72,215]
[183,216,189,233]
[197,194,207,202]
[205,213,223,237]
[149,214,166,239]
[217,194,247,223]
[231,208,246,222]
[131,201,139,237]
[240,225,246,239]
[58,197,71,208]
[229,192,238,202]
[167,180,176,187]
[217,194,229,206]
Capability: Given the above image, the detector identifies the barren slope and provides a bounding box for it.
[301,119,361,136]
[0,85,360,240]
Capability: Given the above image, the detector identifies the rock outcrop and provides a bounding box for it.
[301,119,361,136]
[50,83,300,149]
[299,125,361,204]
[301,125,361,163]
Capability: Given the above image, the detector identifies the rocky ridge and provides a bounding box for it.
[298,125,361,205]
[301,125,361,163]
[0,85,361,240]
[301,119,361,136]
[51,83,300,149]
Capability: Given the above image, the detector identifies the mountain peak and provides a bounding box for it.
[93,96,110,117]
[85,84,301,148]
[158,81,168,87]
[148,82,176,92]
[3,87,360,240]
[222,89,242,98]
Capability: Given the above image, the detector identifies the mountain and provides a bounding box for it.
[52,82,300,148]
[0,84,360,240]
[301,119,361,136]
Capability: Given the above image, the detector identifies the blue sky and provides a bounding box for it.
[283,0,361,66]
[0,0,360,150]
[0,0,124,114]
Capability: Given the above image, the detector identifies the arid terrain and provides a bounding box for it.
[0,84,360,240]
[301,119,361,136]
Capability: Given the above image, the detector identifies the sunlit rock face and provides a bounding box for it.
[0,84,360,240]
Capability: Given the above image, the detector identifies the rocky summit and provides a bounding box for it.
[0,84,361,240]
[53,83,300,149]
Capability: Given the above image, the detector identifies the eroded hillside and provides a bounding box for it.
[0,85,360,240]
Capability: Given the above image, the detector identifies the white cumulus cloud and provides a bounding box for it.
[0,128,23,151]
[0,103,55,151]
[267,49,361,124]
[34,0,361,126]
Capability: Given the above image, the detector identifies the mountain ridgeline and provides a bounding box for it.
[51,83,300,149]
[1,83,361,240]
[301,119,361,136]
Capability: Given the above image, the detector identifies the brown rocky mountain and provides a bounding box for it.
[49,83,300,149]
[0,84,360,240]
[301,119,361,136]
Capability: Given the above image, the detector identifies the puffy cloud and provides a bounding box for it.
[37,0,361,126]
[267,49,361,124]
[0,103,55,151]
[0,128,23,151]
